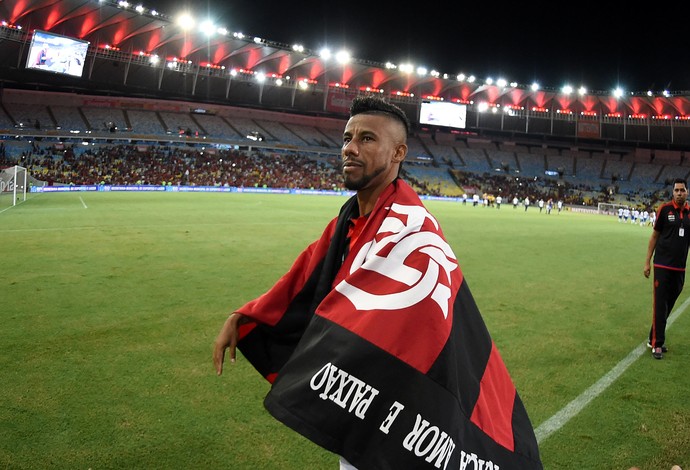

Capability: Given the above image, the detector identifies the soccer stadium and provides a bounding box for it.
[2,1,690,469]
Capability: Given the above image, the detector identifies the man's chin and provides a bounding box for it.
[344,177,364,191]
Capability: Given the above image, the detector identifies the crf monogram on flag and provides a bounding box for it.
[336,203,457,320]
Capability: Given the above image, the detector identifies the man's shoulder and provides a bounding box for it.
[658,201,675,213]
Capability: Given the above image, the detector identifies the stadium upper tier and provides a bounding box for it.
[3,0,690,149]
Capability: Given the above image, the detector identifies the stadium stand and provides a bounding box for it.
[4,103,53,130]
[81,107,128,133]
[253,119,308,147]
[457,147,491,174]
[282,122,338,148]
[158,111,204,137]
[224,116,274,142]
[0,104,15,130]
[629,162,662,186]
[545,154,574,176]
[50,105,89,132]
[573,154,604,185]
[656,164,690,185]
[190,114,244,140]
[515,152,545,178]
[126,110,167,135]
[487,150,519,173]
[601,156,634,183]
[654,149,682,165]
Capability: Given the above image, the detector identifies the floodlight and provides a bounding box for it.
[177,13,194,30]
[334,50,350,64]
[200,21,215,36]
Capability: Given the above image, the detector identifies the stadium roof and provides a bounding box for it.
[3,0,690,122]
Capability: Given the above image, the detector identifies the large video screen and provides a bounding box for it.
[26,30,90,77]
[419,101,467,129]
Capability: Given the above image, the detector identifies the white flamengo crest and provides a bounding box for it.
[335,203,458,318]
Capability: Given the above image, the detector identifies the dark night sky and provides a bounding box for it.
[150,0,690,93]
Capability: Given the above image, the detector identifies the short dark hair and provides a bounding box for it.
[349,95,411,136]
[673,178,687,188]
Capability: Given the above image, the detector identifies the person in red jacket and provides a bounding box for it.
[644,178,690,359]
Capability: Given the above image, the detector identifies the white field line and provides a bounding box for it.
[535,294,690,443]
[79,196,88,208]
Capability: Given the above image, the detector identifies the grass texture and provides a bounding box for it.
[1,191,689,470]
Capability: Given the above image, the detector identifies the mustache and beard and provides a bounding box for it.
[341,160,386,191]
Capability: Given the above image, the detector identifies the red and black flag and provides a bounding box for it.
[235,179,542,469]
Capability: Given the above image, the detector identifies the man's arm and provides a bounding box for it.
[644,230,660,278]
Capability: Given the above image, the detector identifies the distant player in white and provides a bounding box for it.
[623,207,630,223]
[557,200,563,214]
[618,207,624,222]
[640,210,649,227]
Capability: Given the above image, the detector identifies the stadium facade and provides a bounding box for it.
[3,0,690,153]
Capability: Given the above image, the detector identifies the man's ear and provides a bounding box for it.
[393,144,407,163]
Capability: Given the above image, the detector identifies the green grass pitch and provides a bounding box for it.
[1,191,689,469]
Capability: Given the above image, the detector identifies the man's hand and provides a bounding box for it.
[643,262,651,278]
[213,313,246,376]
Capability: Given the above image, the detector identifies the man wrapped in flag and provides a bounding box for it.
[213,96,543,469]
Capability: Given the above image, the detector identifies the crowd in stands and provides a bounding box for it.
[0,141,671,211]
[447,170,667,210]
[0,142,342,190]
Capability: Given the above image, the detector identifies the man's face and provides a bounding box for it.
[673,183,688,205]
[341,113,406,192]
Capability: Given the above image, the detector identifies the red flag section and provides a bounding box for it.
[470,343,517,452]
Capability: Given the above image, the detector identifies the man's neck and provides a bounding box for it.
[356,179,396,216]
